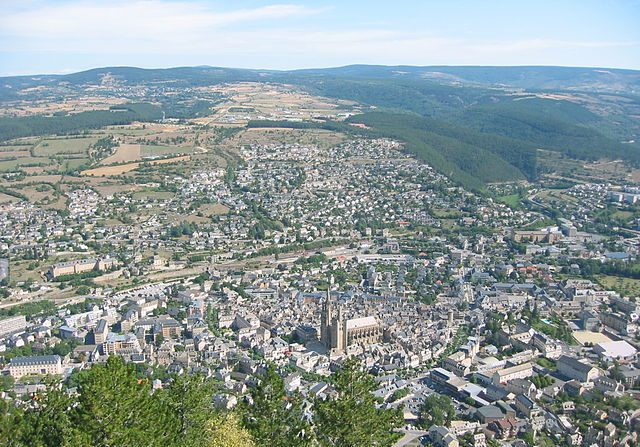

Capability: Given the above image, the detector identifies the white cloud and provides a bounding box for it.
[0,1,322,43]
[0,1,637,70]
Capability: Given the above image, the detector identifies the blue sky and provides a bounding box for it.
[0,0,639,75]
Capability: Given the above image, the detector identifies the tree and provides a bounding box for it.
[419,394,455,428]
[72,356,172,447]
[162,374,215,447]
[242,366,313,447]
[208,413,254,447]
[12,382,87,447]
[0,398,28,447]
[610,360,625,382]
[313,359,402,447]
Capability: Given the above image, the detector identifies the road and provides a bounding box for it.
[392,429,428,447]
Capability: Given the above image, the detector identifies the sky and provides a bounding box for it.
[0,0,639,76]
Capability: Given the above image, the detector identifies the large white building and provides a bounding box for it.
[8,355,62,378]
[0,315,27,338]
[492,362,534,384]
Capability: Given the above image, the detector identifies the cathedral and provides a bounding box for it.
[320,291,382,354]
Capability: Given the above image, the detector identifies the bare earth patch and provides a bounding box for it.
[100,144,141,164]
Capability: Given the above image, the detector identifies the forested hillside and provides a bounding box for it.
[350,112,531,190]
[0,103,162,142]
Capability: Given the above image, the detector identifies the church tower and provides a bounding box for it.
[320,289,332,347]
[334,304,345,353]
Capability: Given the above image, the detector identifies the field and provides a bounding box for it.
[198,203,230,216]
[597,275,640,298]
[140,144,196,158]
[0,136,96,174]
[0,148,31,156]
[538,149,640,185]
[81,155,191,176]
[0,157,51,172]
[192,82,358,127]
[64,158,90,169]
[572,331,612,346]
[0,192,20,203]
[497,194,521,209]
[34,137,97,156]
[81,163,140,176]
[100,143,141,164]
[0,150,30,157]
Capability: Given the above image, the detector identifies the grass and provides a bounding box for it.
[535,357,557,370]
[34,137,97,156]
[431,208,465,218]
[497,193,521,209]
[0,145,33,152]
[0,157,51,172]
[64,158,91,169]
[597,275,640,298]
[140,145,195,158]
[522,218,556,230]
[198,203,230,216]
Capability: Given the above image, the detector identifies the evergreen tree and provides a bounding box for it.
[313,359,402,447]
[162,374,215,447]
[72,356,172,447]
[2,381,87,447]
[0,398,27,447]
[242,366,313,447]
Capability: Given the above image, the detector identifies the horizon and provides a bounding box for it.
[1,0,639,76]
[4,62,640,79]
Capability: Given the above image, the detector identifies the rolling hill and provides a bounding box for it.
[1,64,639,188]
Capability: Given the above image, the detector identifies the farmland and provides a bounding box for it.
[33,137,98,156]
[81,155,191,176]
[99,143,141,164]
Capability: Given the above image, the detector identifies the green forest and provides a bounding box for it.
[0,357,402,447]
[0,103,162,142]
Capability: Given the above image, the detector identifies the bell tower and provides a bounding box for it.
[320,290,332,347]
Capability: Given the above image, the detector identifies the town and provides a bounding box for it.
[0,57,640,447]
[1,94,640,446]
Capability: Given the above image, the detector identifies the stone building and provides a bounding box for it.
[320,291,382,354]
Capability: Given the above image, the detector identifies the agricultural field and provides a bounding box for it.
[538,149,640,184]
[81,163,140,176]
[0,145,34,152]
[0,96,129,117]
[100,143,141,164]
[0,192,20,203]
[33,137,97,156]
[140,144,196,158]
[81,155,191,176]
[193,82,358,127]
[0,157,51,172]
